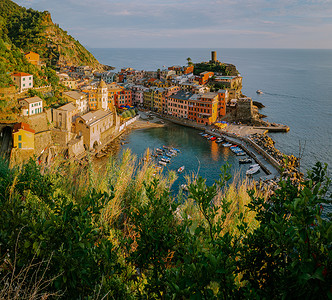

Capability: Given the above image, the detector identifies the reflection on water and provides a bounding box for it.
[107,123,262,188]
[211,140,219,161]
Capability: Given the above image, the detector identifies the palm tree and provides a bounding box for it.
[186,57,193,66]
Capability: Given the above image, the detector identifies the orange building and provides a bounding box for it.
[167,91,192,118]
[199,71,214,85]
[82,89,97,110]
[217,89,229,117]
[188,92,219,125]
[107,83,132,107]
[24,51,40,66]
[183,65,194,74]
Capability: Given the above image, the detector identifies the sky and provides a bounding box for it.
[14,0,332,49]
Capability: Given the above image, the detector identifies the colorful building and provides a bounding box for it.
[214,75,242,97]
[63,91,89,115]
[167,91,193,119]
[188,92,219,125]
[143,88,155,109]
[217,89,229,117]
[198,71,214,85]
[19,96,43,116]
[24,51,40,66]
[12,122,35,150]
[107,83,132,108]
[82,89,97,110]
[11,72,33,92]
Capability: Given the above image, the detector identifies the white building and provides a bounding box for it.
[63,91,89,115]
[11,72,33,92]
[19,96,43,116]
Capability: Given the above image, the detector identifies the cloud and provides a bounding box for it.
[13,0,332,48]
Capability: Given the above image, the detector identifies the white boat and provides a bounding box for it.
[239,158,252,164]
[222,143,232,147]
[178,166,185,173]
[256,90,263,94]
[159,161,167,166]
[246,164,260,175]
[236,151,246,156]
[180,184,188,191]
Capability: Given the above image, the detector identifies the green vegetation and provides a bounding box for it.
[194,62,239,77]
[0,0,104,90]
[0,152,331,299]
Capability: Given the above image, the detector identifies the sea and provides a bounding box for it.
[90,48,332,193]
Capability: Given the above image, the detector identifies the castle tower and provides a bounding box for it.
[96,79,108,111]
[211,51,217,62]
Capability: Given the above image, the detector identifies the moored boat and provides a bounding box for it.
[256,90,263,94]
[178,166,185,173]
[159,161,167,166]
[222,143,232,147]
[239,158,252,164]
[246,164,260,175]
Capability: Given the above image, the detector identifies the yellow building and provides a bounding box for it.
[24,51,40,66]
[12,122,35,150]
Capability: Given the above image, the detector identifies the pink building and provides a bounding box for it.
[167,90,193,119]
[131,85,148,106]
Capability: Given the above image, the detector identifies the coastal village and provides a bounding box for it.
[0,49,299,182]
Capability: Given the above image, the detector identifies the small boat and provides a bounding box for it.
[159,161,167,166]
[202,134,208,137]
[236,151,246,156]
[256,90,263,94]
[246,164,260,175]
[180,184,188,191]
[210,136,217,141]
[172,148,180,152]
[178,166,185,173]
[199,132,205,135]
[239,158,252,164]
[222,143,232,147]
[216,138,224,143]
[161,157,171,163]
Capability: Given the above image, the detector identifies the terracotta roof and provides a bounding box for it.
[11,72,32,77]
[13,122,35,134]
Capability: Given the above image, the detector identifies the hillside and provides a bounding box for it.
[0,0,109,89]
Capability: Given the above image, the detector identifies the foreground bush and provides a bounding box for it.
[0,154,331,299]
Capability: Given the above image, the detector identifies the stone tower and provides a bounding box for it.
[96,79,108,111]
[211,51,217,62]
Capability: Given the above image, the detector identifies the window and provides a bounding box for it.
[18,135,22,141]
[18,143,22,148]
[23,78,25,81]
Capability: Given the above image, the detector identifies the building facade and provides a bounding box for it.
[11,72,33,92]
[12,122,35,150]
[19,96,43,116]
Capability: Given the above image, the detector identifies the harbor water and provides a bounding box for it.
[90,48,332,176]
[118,122,259,191]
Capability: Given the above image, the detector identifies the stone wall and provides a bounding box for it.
[236,97,253,122]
